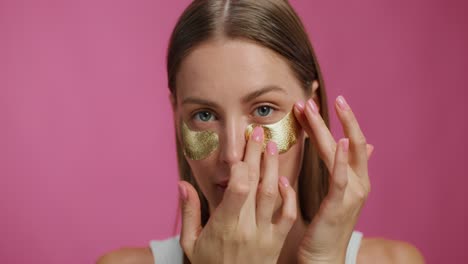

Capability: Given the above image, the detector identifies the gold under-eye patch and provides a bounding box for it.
[181,111,301,160]
[245,111,301,154]
[181,122,219,160]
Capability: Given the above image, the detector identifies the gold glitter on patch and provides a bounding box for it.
[245,111,300,154]
[181,122,219,160]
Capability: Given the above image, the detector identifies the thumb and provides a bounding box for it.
[366,144,374,159]
[178,181,201,258]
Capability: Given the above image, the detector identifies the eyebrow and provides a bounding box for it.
[242,85,287,103]
[182,85,287,107]
[182,97,220,108]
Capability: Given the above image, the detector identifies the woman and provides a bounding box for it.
[99,0,424,263]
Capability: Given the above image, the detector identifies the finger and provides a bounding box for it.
[335,96,368,178]
[178,181,201,258]
[244,126,264,185]
[256,141,279,227]
[274,176,297,237]
[295,102,374,160]
[215,162,250,226]
[293,101,315,140]
[367,144,374,159]
[296,99,338,171]
[243,126,264,207]
[328,138,349,201]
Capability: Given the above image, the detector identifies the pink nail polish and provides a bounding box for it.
[295,101,305,111]
[266,141,277,155]
[178,183,187,201]
[307,99,319,114]
[341,138,349,152]
[279,176,290,187]
[368,145,374,156]
[336,96,350,111]
[252,126,264,142]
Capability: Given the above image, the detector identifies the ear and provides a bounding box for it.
[303,80,320,140]
[311,80,320,110]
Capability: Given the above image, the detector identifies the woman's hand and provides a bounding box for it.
[178,126,297,264]
[293,96,373,264]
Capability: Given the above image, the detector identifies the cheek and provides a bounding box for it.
[186,155,225,212]
[185,155,219,201]
[186,158,215,186]
[181,121,219,161]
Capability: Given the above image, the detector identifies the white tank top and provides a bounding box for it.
[149,230,363,264]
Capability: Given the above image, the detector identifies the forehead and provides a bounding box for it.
[176,38,304,100]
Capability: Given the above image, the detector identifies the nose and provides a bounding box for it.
[219,118,246,166]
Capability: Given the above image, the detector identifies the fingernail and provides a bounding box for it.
[295,101,305,111]
[279,176,290,187]
[178,182,187,201]
[336,95,350,111]
[341,138,349,152]
[252,126,264,143]
[266,141,277,155]
[368,144,374,156]
[306,99,319,114]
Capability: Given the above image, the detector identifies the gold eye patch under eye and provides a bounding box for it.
[181,111,301,160]
[181,122,219,161]
[245,111,301,154]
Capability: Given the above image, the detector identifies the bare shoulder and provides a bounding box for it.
[357,237,425,264]
[96,247,154,264]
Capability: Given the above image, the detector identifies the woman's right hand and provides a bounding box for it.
[178,126,297,264]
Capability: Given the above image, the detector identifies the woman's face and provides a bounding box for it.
[173,38,317,212]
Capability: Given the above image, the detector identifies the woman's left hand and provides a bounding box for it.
[293,95,373,264]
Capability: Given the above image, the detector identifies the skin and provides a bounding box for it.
[97,38,425,263]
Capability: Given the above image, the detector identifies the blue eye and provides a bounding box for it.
[194,111,214,122]
[255,105,273,117]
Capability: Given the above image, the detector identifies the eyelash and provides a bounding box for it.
[191,105,276,123]
[253,105,275,117]
[192,110,216,122]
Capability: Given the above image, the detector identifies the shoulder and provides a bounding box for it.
[96,247,154,264]
[357,237,425,264]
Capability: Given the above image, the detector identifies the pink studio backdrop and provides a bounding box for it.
[1,0,467,263]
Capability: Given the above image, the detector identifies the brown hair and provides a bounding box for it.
[167,0,330,260]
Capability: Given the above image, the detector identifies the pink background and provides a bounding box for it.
[1,0,467,263]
